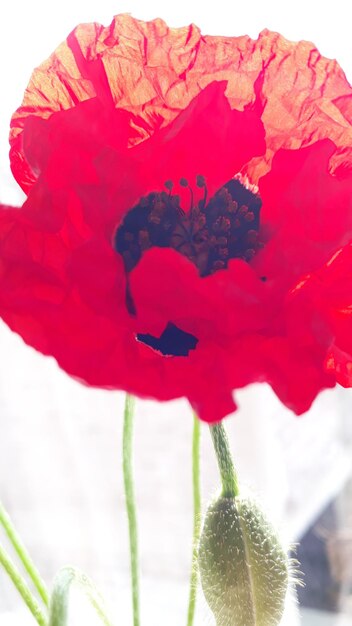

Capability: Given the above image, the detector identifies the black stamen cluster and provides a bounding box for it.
[114,178,262,277]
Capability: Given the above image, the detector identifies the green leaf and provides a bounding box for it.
[49,566,114,626]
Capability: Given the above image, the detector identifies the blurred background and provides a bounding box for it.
[0,1,352,624]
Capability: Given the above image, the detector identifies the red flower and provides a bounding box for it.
[1,14,352,422]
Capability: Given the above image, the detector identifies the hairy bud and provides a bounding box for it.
[198,495,288,626]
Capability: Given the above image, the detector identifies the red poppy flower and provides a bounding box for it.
[1,14,352,422]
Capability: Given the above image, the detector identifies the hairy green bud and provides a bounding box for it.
[198,495,289,626]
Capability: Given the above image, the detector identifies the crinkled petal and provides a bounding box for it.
[253,140,352,291]
[225,334,335,415]
[10,15,352,193]
[288,244,352,388]
[119,81,266,201]
[20,82,265,233]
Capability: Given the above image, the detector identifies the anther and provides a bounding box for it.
[246,230,258,244]
[196,175,206,188]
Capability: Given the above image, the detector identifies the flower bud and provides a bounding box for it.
[198,495,288,626]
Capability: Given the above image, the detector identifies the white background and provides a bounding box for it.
[0,1,352,625]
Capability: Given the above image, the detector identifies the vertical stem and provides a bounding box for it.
[0,542,47,626]
[210,422,239,498]
[122,394,140,626]
[0,501,49,606]
[186,415,201,626]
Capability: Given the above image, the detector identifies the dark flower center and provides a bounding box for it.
[114,176,261,357]
[136,322,198,357]
[115,176,262,278]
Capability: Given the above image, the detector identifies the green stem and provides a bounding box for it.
[0,501,49,606]
[122,394,140,626]
[210,422,239,498]
[0,541,47,626]
[186,416,201,626]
